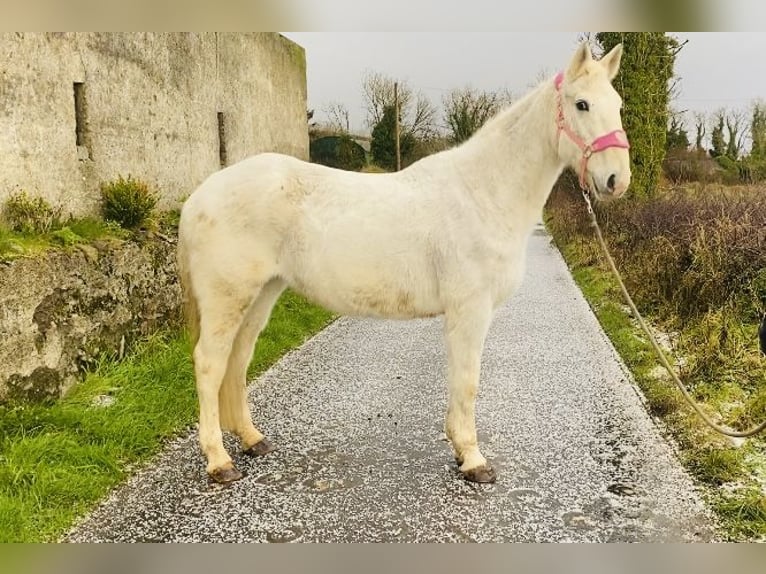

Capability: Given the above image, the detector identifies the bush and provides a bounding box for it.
[738,157,766,184]
[310,135,367,171]
[546,183,766,325]
[3,191,62,234]
[100,176,158,230]
[546,181,766,427]
[662,148,719,184]
[50,227,83,246]
[370,105,416,170]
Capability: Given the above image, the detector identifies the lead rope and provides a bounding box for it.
[580,189,766,438]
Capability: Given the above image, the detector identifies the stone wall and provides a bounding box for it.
[0,33,309,401]
[0,236,180,402]
[0,32,308,215]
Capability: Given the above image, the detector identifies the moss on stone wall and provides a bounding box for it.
[0,232,181,402]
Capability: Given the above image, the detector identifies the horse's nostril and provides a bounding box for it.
[607,174,616,191]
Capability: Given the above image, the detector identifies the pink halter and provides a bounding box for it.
[554,71,629,191]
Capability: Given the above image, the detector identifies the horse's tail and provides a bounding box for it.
[177,233,200,348]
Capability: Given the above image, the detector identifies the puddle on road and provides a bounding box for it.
[562,511,596,530]
[607,482,638,497]
[248,447,362,494]
[266,525,303,543]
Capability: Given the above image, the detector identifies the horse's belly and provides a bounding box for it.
[284,257,442,319]
[491,254,527,308]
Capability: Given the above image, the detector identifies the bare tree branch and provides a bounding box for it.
[362,71,435,138]
[443,86,510,144]
[725,109,747,159]
[410,93,438,139]
[693,111,707,151]
[323,101,351,133]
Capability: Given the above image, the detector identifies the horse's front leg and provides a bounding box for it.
[444,298,496,483]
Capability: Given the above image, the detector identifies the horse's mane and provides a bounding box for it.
[466,79,551,146]
[407,78,552,173]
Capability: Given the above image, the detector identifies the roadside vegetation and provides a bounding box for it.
[541,33,766,541]
[0,290,334,542]
[546,178,766,541]
[0,178,335,542]
[0,177,164,261]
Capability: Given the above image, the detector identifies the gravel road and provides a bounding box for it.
[66,226,716,542]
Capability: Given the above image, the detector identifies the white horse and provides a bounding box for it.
[177,42,630,484]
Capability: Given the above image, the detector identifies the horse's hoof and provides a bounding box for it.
[209,465,244,484]
[243,438,275,457]
[462,465,497,484]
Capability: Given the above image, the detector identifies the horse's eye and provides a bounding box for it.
[575,100,590,112]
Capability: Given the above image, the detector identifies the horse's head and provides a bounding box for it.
[556,42,631,200]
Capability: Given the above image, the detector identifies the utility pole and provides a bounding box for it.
[394,81,401,171]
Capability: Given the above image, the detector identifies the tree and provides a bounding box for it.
[693,111,707,151]
[595,33,683,197]
[710,110,726,158]
[750,101,766,159]
[725,109,746,160]
[666,111,690,151]
[362,71,436,139]
[743,100,766,182]
[443,86,510,144]
[370,105,415,170]
[323,101,351,133]
[709,108,746,160]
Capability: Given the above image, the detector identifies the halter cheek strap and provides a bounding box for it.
[554,71,630,192]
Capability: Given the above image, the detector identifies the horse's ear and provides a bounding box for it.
[600,43,623,81]
[566,42,593,81]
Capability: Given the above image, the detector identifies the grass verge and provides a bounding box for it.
[0,218,129,260]
[0,290,334,542]
[0,210,182,262]
[549,227,766,542]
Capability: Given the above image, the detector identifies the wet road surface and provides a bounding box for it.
[66,227,716,542]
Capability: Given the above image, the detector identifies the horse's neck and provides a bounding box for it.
[453,82,564,230]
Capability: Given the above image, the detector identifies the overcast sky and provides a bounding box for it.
[283,33,766,139]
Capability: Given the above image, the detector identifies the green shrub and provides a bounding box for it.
[50,227,84,246]
[67,218,127,241]
[738,157,766,184]
[370,105,416,170]
[596,33,679,198]
[310,135,367,171]
[711,156,744,185]
[100,176,158,230]
[3,191,62,234]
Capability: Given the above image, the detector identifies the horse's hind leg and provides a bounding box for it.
[443,298,496,483]
[218,278,286,456]
[193,286,255,484]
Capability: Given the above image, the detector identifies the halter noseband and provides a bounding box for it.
[554,71,629,192]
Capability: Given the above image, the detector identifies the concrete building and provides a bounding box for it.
[0,32,308,215]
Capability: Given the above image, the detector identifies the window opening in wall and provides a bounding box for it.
[217,112,227,168]
[73,82,91,160]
